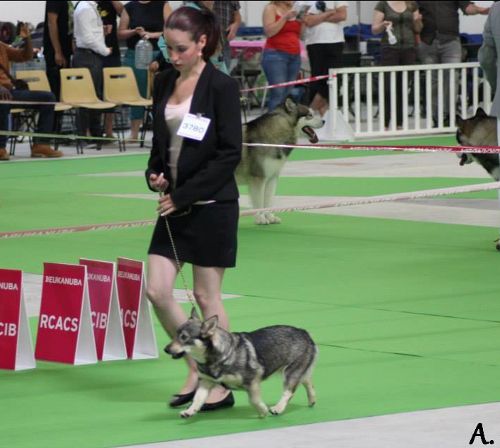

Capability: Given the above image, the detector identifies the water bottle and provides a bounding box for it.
[386,26,397,45]
[135,37,153,69]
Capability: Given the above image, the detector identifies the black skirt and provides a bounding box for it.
[148,200,239,268]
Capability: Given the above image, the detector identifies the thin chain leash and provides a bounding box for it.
[160,193,197,310]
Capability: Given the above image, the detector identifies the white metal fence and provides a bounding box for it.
[328,62,492,139]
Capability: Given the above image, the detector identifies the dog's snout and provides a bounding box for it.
[164,342,186,359]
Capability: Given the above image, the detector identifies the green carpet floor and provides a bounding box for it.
[1,135,500,447]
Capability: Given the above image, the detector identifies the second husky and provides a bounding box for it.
[237,96,324,225]
[165,308,318,419]
[456,107,500,181]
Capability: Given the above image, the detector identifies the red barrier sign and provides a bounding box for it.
[0,269,35,370]
[35,263,97,365]
[116,257,157,359]
[80,259,126,361]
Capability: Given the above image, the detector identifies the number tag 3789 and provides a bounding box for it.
[177,113,211,141]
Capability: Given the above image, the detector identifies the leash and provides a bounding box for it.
[159,192,197,312]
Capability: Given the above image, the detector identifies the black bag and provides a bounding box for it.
[11,78,29,91]
[0,62,29,91]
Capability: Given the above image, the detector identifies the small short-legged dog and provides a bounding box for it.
[165,308,318,419]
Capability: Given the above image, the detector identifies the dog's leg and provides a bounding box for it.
[248,176,269,225]
[271,355,316,415]
[180,380,213,418]
[263,175,281,224]
[303,378,316,407]
[269,388,294,415]
[247,381,269,418]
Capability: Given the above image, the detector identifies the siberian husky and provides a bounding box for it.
[237,97,324,225]
[456,108,500,181]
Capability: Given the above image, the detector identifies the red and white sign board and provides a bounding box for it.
[0,269,35,370]
[35,263,97,365]
[80,259,127,361]
[116,257,157,359]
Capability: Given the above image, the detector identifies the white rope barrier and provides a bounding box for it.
[1,181,498,239]
[240,181,500,217]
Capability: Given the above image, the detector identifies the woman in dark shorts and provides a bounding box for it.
[145,6,241,411]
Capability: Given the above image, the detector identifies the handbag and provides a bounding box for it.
[0,61,29,91]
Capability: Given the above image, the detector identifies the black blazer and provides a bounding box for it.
[145,61,242,210]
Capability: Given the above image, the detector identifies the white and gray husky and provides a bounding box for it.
[237,97,324,225]
[456,107,500,181]
[165,308,318,419]
[456,107,500,251]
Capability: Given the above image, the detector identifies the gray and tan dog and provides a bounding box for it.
[456,107,500,181]
[237,96,324,225]
[165,308,318,419]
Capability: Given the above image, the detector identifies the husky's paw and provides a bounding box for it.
[254,212,270,225]
[264,212,281,224]
[458,153,474,165]
[180,408,196,419]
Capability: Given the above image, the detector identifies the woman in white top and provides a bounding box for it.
[303,0,347,116]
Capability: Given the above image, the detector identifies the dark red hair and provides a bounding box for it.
[164,6,221,61]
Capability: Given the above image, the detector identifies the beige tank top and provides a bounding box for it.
[165,95,193,187]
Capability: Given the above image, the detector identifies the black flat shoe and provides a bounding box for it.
[200,391,235,412]
[169,390,196,408]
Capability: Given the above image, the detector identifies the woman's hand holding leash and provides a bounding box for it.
[148,172,177,216]
[158,193,177,217]
[149,172,168,191]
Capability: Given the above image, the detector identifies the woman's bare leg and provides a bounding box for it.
[146,255,198,394]
[192,265,230,403]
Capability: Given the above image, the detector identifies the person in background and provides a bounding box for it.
[118,0,172,142]
[0,23,62,160]
[416,1,489,126]
[213,1,241,70]
[149,48,172,75]
[43,1,74,100]
[97,0,124,142]
[303,0,347,116]
[145,6,241,412]
[261,1,303,112]
[72,0,112,147]
[372,1,422,130]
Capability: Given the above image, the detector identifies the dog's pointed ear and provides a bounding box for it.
[284,96,297,113]
[475,107,488,118]
[200,315,218,338]
[190,307,201,321]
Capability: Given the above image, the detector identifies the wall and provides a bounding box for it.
[0,1,493,34]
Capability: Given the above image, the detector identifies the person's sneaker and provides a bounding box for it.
[0,148,10,161]
[31,144,64,158]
